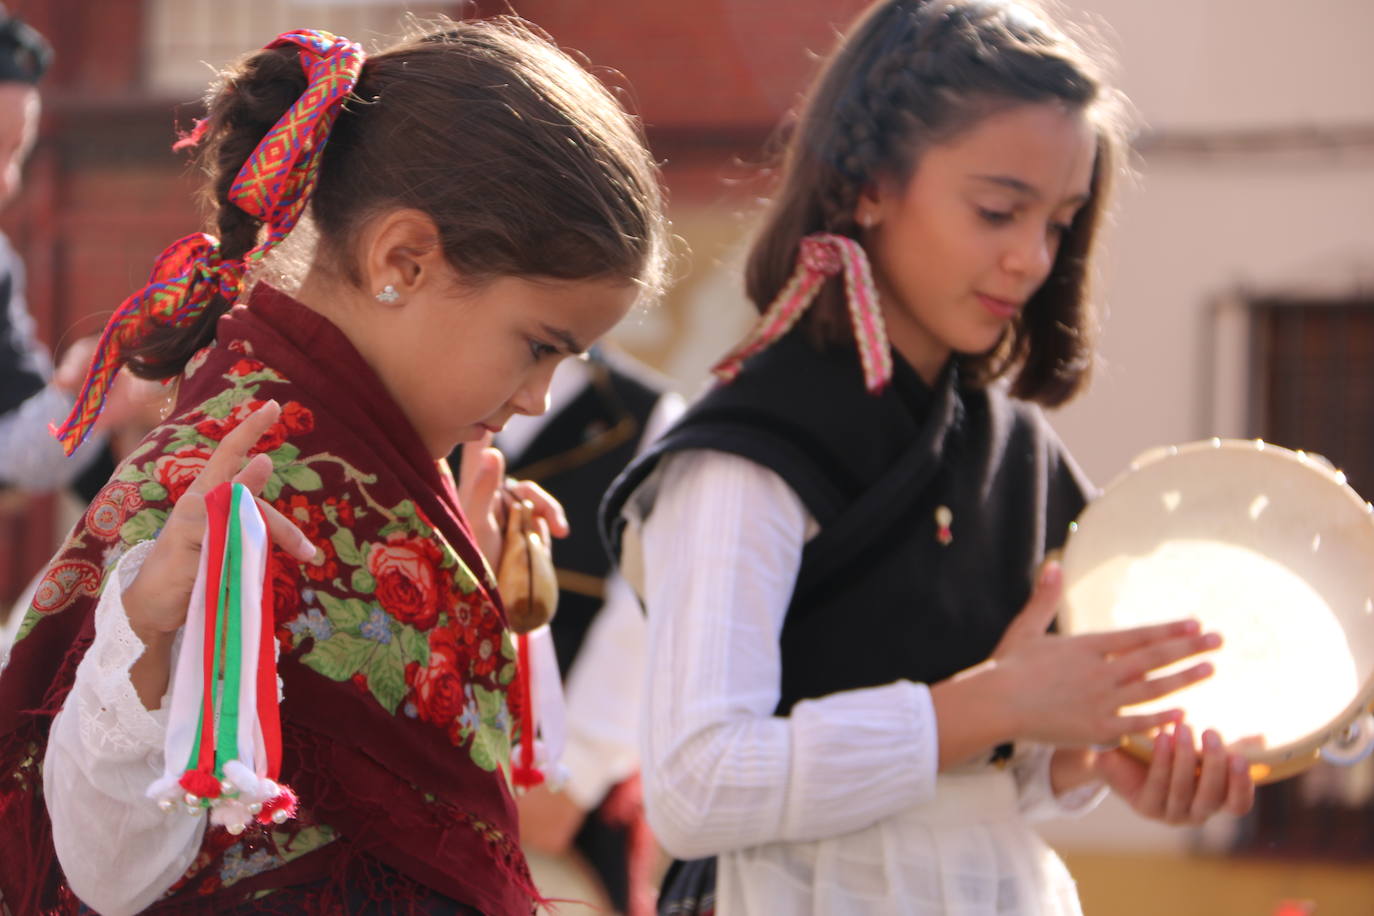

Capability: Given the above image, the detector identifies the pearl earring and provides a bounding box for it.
[376,284,400,304]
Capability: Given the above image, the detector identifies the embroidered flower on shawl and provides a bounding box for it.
[360,607,392,644]
[286,608,334,643]
[406,627,467,729]
[218,845,282,887]
[270,549,304,620]
[154,445,212,502]
[367,532,443,630]
[194,397,313,454]
[85,481,143,540]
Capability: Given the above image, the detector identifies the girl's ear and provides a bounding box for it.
[853,182,885,230]
[359,208,450,305]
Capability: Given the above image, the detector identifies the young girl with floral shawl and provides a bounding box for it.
[0,19,665,916]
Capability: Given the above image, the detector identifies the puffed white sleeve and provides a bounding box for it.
[44,539,206,916]
[634,450,940,859]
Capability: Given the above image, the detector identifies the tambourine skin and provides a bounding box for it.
[1059,439,1374,785]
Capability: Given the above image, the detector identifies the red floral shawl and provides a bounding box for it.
[0,284,536,914]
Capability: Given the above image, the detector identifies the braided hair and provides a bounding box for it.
[747,0,1126,406]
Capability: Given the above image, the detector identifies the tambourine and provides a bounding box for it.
[1059,439,1374,783]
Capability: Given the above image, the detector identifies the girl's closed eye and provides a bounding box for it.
[527,338,560,361]
[977,206,1015,226]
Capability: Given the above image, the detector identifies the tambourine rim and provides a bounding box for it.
[1060,438,1374,770]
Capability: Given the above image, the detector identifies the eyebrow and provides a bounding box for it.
[540,323,587,356]
[971,174,1090,207]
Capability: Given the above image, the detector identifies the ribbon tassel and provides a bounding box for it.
[147,482,296,835]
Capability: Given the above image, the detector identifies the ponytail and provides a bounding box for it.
[52,31,362,454]
[124,44,309,380]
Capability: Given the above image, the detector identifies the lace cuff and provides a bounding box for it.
[73,539,176,762]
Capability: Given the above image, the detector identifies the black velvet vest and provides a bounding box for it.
[602,331,1090,714]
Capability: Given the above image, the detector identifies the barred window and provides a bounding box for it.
[144,0,454,95]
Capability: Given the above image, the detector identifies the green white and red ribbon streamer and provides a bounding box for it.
[147,481,296,834]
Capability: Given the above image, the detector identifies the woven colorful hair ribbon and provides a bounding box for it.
[146,481,296,835]
[52,30,364,456]
[712,232,893,393]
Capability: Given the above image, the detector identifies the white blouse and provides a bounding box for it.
[630,449,1104,915]
[42,539,206,916]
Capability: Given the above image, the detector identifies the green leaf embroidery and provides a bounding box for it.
[316,594,371,631]
[166,424,202,447]
[199,388,252,419]
[120,508,168,546]
[13,608,40,643]
[350,568,377,595]
[398,625,430,667]
[116,462,147,484]
[365,641,409,715]
[277,463,323,492]
[498,662,515,686]
[260,475,283,501]
[467,721,508,773]
[139,481,169,503]
[300,632,375,682]
[270,442,301,467]
[330,528,365,566]
[231,368,286,386]
[450,561,480,595]
[473,684,505,722]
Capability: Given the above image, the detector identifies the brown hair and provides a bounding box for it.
[746,0,1126,406]
[125,17,667,379]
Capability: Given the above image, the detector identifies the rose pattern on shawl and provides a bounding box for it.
[407,627,467,732]
[153,444,212,503]
[2,294,533,913]
[196,396,313,455]
[19,355,518,774]
[367,532,443,630]
[270,549,304,621]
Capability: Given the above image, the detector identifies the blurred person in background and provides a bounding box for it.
[452,347,682,916]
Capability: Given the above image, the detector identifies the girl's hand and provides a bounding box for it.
[516,783,587,855]
[122,400,317,644]
[456,435,569,566]
[1095,724,1256,823]
[988,562,1220,748]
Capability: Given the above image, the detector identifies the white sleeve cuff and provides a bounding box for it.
[1012,743,1107,822]
[75,539,176,761]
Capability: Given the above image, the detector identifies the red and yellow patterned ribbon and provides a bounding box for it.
[52,30,364,455]
[713,233,892,394]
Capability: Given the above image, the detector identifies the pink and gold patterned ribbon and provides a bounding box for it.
[52,30,364,455]
[712,233,892,393]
